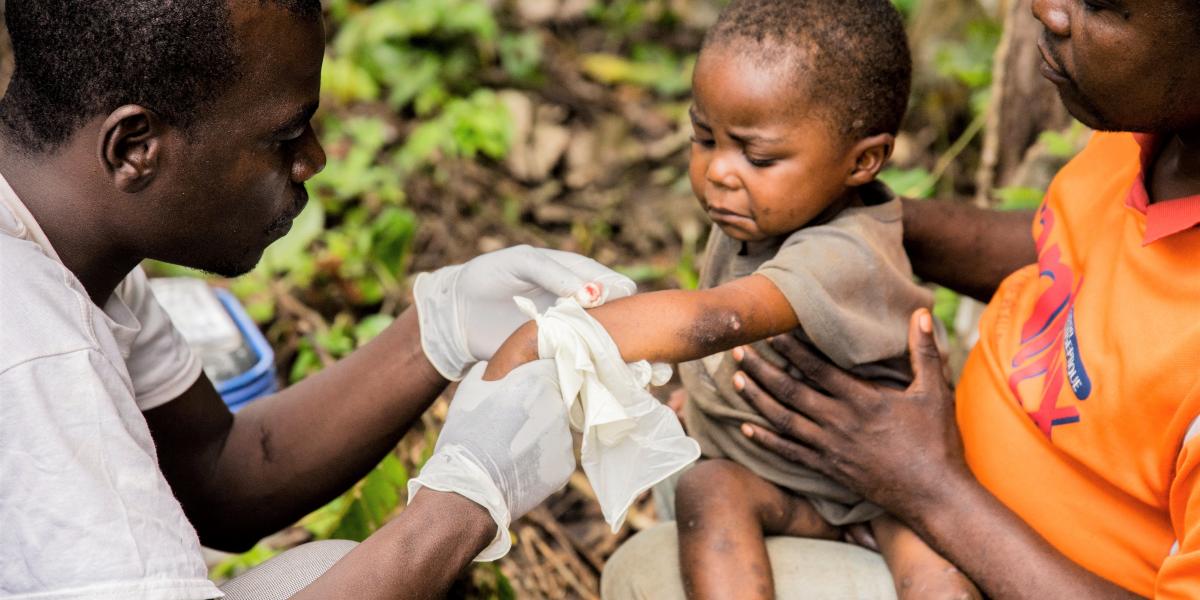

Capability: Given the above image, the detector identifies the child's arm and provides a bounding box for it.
[483,274,798,381]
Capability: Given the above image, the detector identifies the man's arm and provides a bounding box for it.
[146,307,447,551]
[901,198,1037,301]
[291,489,495,599]
[734,314,1141,599]
[146,246,636,551]
[483,274,799,381]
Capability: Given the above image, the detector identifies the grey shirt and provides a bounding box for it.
[680,182,934,525]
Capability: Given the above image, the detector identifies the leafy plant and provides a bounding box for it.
[395,89,513,172]
[581,43,695,97]
[302,453,410,541]
[994,186,1045,212]
[330,0,499,114]
[209,543,282,582]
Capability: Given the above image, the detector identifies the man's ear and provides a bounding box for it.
[844,133,895,187]
[98,105,165,193]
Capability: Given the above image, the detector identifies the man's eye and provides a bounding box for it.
[276,124,310,145]
[746,156,777,168]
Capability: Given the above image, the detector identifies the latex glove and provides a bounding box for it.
[515,297,700,530]
[414,245,637,380]
[408,360,575,561]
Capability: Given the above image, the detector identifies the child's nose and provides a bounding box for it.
[705,153,741,190]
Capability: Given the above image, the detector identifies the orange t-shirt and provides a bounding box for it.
[957,132,1200,598]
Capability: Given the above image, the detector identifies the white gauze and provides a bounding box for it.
[514,296,701,531]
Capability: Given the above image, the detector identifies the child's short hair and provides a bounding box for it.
[702,0,911,141]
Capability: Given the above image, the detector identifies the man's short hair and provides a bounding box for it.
[702,0,912,141]
[0,0,321,154]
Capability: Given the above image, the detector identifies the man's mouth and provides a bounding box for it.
[267,187,309,238]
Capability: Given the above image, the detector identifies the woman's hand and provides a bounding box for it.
[732,309,971,523]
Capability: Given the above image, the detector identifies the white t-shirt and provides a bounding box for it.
[0,172,220,599]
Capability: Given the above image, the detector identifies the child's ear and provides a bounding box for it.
[844,133,895,187]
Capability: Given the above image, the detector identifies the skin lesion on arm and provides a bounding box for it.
[482,274,799,381]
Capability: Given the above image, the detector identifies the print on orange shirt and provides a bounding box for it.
[1007,203,1092,438]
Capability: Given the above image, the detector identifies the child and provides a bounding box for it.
[485,0,978,597]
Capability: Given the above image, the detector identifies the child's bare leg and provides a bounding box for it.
[675,459,838,599]
[872,514,981,600]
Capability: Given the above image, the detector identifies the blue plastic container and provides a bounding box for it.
[150,277,279,412]
[212,288,278,411]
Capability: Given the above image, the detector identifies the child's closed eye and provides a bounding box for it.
[745,154,778,168]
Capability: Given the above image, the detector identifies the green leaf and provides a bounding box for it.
[580,48,694,96]
[209,543,281,582]
[499,32,544,82]
[321,54,381,104]
[229,273,277,324]
[933,286,961,336]
[376,453,409,488]
[878,167,933,199]
[354,314,396,346]
[396,90,512,172]
[289,342,324,383]
[995,186,1045,211]
[331,499,371,541]
[1038,126,1088,159]
[303,453,409,543]
[316,326,356,357]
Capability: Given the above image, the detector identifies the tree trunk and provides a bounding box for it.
[974,0,1073,205]
[0,0,10,100]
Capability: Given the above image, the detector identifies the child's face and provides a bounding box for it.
[688,46,852,242]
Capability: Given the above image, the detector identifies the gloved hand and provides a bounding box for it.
[407,360,574,561]
[414,245,637,381]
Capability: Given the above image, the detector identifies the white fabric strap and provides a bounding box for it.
[515,296,700,530]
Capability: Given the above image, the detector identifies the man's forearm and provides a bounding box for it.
[910,474,1142,600]
[902,198,1037,301]
[292,489,495,599]
[208,308,448,546]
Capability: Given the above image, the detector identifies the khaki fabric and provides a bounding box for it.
[216,540,358,600]
[681,182,934,525]
[601,522,896,600]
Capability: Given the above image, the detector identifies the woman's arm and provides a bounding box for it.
[733,313,1141,599]
[483,274,798,380]
[901,198,1037,302]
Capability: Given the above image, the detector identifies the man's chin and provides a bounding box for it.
[197,250,263,279]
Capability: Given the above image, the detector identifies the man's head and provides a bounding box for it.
[0,0,326,277]
[688,0,910,242]
[1033,0,1200,133]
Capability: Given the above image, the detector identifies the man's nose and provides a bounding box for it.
[291,126,327,183]
[1031,0,1070,38]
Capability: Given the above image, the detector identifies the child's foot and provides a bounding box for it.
[891,562,981,600]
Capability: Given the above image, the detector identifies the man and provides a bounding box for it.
[604,0,1200,597]
[0,1,630,598]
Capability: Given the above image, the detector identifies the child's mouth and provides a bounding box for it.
[707,207,755,229]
